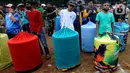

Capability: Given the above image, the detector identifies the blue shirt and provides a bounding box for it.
[86,7,97,23]
[21,11,29,25]
[73,9,80,26]
[5,12,21,34]
[73,9,86,26]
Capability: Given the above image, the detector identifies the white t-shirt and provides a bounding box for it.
[60,9,76,30]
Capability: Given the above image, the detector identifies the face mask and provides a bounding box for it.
[26,7,32,10]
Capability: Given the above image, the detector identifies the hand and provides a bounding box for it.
[88,10,92,13]
[9,13,12,17]
[37,32,40,36]
[96,33,99,37]
[54,10,57,13]
[46,13,49,16]
[55,8,58,11]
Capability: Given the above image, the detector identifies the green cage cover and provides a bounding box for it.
[0,33,12,71]
[94,33,119,72]
[52,27,80,71]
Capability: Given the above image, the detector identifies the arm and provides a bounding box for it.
[112,22,114,33]
[83,9,89,18]
[9,13,17,22]
[126,8,130,15]
[47,8,57,16]
[47,10,57,15]
[96,13,100,36]
[79,12,82,25]
[96,21,99,36]
[111,14,115,33]
[60,10,63,27]
[73,13,76,23]
[96,8,100,13]
[8,8,19,22]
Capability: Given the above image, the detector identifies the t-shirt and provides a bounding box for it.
[60,9,76,30]
[96,11,115,34]
[5,12,21,34]
[86,7,98,23]
[26,9,43,33]
[37,7,46,20]
[21,11,29,25]
[46,7,56,19]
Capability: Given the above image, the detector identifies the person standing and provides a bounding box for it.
[46,2,56,36]
[73,1,84,49]
[4,4,21,39]
[83,1,98,23]
[96,2,115,36]
[37,3,47,33]
[37,4,47,21]
[60,1,76,30]
[17,3,30,33]
[26,2,50,59]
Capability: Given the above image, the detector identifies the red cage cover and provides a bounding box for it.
[8,32,42,72]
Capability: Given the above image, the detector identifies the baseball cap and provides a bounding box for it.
[5,3,13,8]
[17,3,24,7]
[41,4,46,7]
[68,1,76,7]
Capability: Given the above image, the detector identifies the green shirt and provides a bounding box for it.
[37,7,46,20]
[96,11,115,34]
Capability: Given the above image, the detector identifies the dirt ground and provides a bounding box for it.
[0,33,130,73]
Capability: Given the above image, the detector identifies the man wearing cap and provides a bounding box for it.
[60,1,76,30]
[17,3,30,33]
[4,4,21,39]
